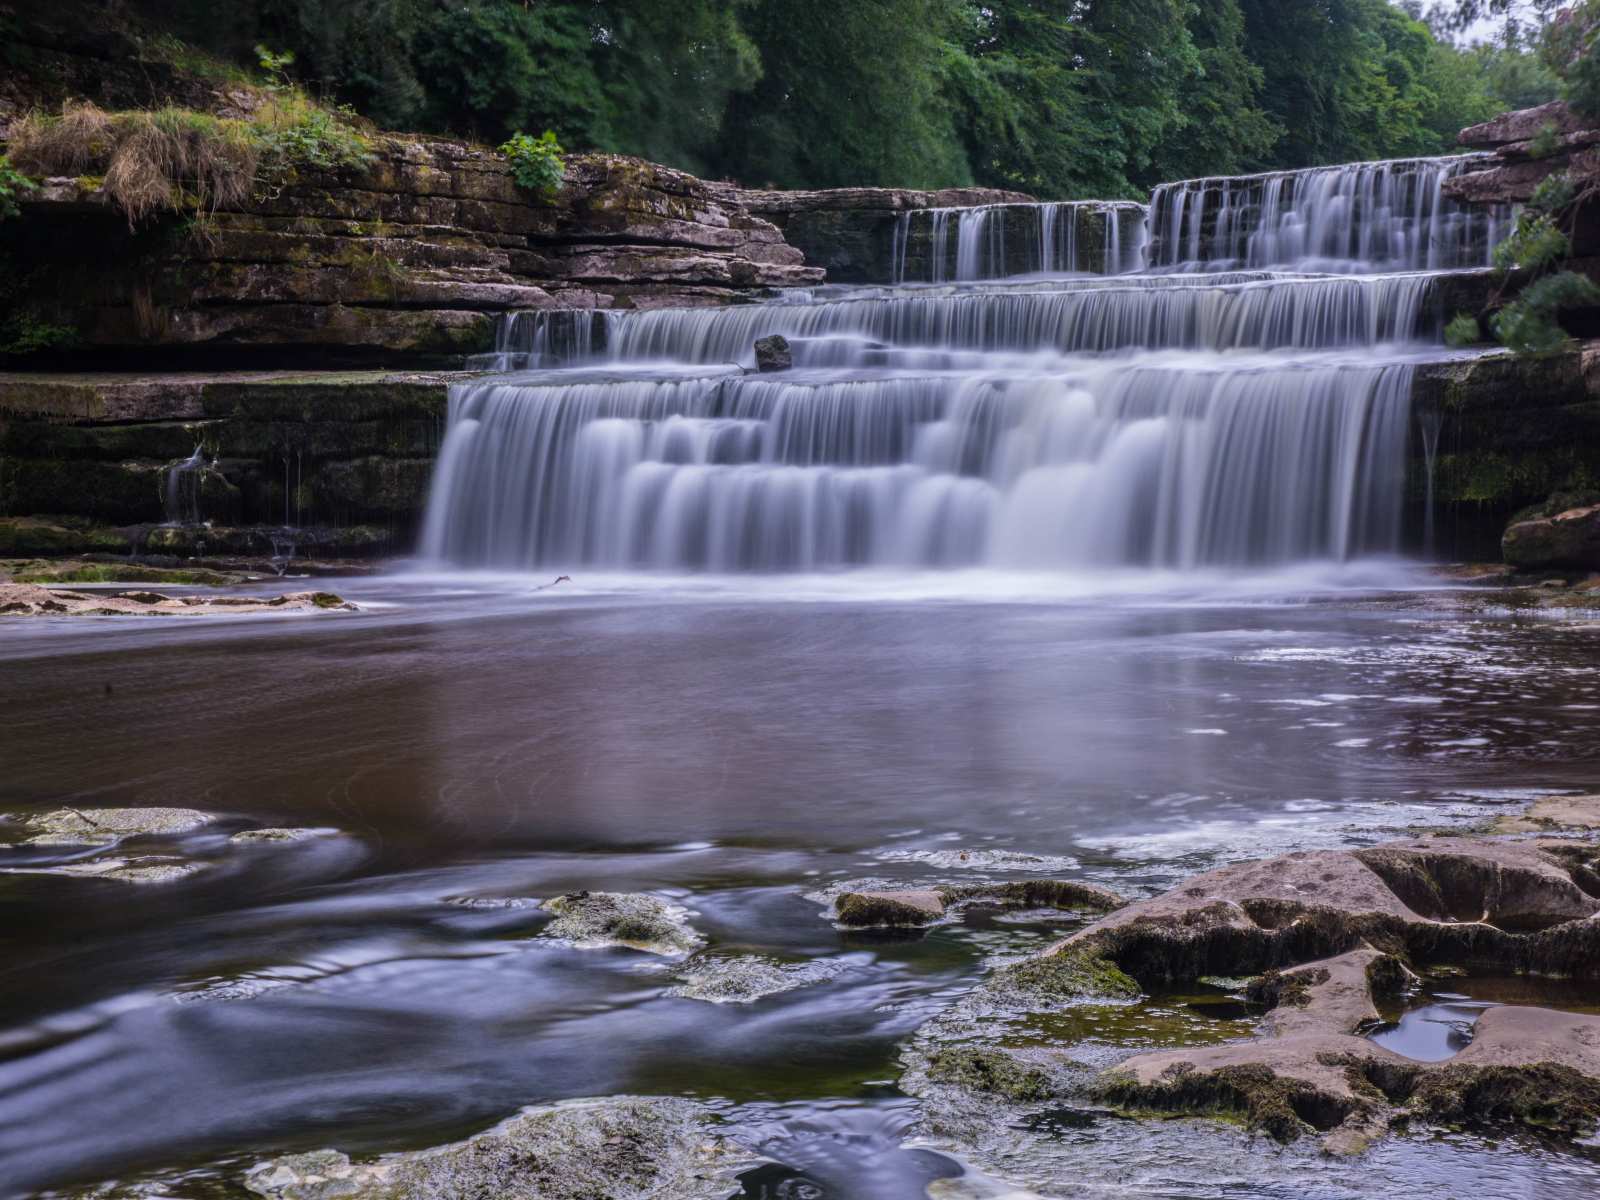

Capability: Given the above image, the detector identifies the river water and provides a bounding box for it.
[5,157,1600,1197]
[3,571,1600,1198]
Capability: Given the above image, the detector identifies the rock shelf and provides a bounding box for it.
[909,834,1600,1155]
[0,582,353,615]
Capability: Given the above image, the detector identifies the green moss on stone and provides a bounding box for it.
[926,1046,1054,1102]
[988,944,1140,1002]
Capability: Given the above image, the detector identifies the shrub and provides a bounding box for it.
[1443,311,1482,347]
[0,156,35,219]
[498,130,564,195]
[1491,271,1600,357]
[251,98,376,175]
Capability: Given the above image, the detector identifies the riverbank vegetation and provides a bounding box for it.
[2,0,1569,199]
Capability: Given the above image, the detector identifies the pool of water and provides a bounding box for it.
[3,567,1600,1199]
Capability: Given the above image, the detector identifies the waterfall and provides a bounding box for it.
[423,155,1501,575]
[891,201,1147,282]
[1146,155,1510,274]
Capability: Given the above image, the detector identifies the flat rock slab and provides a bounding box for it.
[7,806,218,845]
[0,583,355,616]
[245,1096,758,1200]
[1500,794,1600,832]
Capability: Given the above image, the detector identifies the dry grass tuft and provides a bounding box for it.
[8,102,260,226]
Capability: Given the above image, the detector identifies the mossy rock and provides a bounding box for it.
[14,564,241,585]
[1096,1062,1359,1144]
[925,1046,1054,1103]
[988,944,1140,1003]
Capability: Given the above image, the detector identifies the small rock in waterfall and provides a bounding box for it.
[540,890,704,954]
[754,334,792,372]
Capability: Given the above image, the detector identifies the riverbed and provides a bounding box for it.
[3,566,1599,1198]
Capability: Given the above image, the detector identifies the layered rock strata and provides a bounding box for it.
[733,184,1034,283]
[2,143,824,363]
[1444,101,1600,212]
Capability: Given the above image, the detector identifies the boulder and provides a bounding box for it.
[835,889,945,927]
[540,890,704,954]
[754,334,792,372]
[1504,504,1600,569]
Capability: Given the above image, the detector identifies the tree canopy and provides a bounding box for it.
[58,0,1567,197]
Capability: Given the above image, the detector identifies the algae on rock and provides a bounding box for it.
[540,891,704,954]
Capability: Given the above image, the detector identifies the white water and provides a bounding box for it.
[425,156,1508,574]
[1148,156,1509,274]
[891,201,1146,283]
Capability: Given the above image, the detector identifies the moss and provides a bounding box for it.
[925,1046,1054,1102]
[0,518,133,557]
[1096,1062,1359,1143]
[1243,965,1330,1009]
[1364,953,1410,998]
[937,879,1125,912]
[834,893,938,927]
[15,565,240,585]
[1347,1057,1600,1135]
[988,944,1140,1003]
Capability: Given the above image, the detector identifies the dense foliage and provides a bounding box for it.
[11,0,1569,197]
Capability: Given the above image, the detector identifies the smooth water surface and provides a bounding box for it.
[3,571,1600,1198]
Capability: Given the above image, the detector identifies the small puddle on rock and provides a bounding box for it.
[1365,969,1600,1062]
[999,980,1262,1051]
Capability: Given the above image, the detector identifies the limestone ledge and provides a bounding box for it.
[911,833,1600,1155]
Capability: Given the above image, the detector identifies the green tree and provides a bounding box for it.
[940,0,1200,200]
[1138,0,1279,186]
[708,0,969,189]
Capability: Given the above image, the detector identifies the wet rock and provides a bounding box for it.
[925,1047,1055,1103]
[244,1096,760,1200]
[540,890,703,954]
[834,889,944,927]
[665,954,845,1003]
[52,857,209,884]
[937,879,1125,913]
[1496,793,1600,834]
[987,943,1140,1005]
[1503,504,1600,570]
[7,806,217,846]
[754,334,791,372]
[0,583,356,616]
[229,827,331,843]
[978,837,1600,1148]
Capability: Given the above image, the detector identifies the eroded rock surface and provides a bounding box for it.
[7,807,218,845]
[541,891,703,954]
[830,878,1124,928]
[244,1097,759,1200]
[908,836,1600,1156]
[0,583,354,616]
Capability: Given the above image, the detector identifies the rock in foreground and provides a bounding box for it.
[245,1097,759,1200]
[909,835,1600,1154]
[0,584,355,616]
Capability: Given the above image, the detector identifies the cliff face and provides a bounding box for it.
[2,139,824,365]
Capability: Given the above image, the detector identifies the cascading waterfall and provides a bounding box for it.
[892,201,1146,282]
[423,155,1508,574]
[1147,155,1509,274]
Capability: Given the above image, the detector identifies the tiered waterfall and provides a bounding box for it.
[422,156,1508,572]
